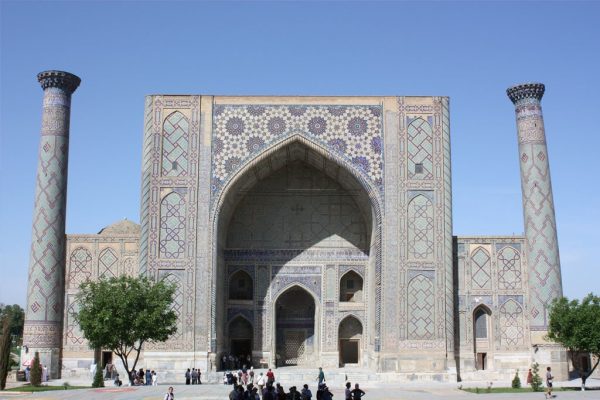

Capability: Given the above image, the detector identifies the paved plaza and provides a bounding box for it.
[2,379,600,400]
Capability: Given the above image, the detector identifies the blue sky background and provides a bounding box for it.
[1,1,598,306]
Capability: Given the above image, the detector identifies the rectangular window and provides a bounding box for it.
[415,163,424,174]
[347,280,354,289]
[172,161,178,170]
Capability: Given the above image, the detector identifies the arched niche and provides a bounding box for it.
[229,270,253,301]
[228,315,253,362]
[473,304,492,370]
[339,270,364,302]
[338,315,363,366]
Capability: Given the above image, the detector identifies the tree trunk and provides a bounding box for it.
[0,316,12,390]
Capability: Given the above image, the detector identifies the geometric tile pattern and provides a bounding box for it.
[159,192,186,259]
[98,248,118,279]
[407,117,433,180]
[162,273,184,340]
[68,247,92,288]
[211,104,383,198]
[497,246,521,290]
[471,247,491,290]
[407,274,435,339]
[509,85,562,329]
[407,194,434,260]
[162,111,189,176]
[498,299,524,347]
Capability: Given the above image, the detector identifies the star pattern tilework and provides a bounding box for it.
[211,104,383,201]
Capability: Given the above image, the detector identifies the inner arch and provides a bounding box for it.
[214,139,378,364]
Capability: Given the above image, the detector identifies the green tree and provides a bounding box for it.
[92,363,104,388]
[512,369,521,389]
[0,304,25,341]
[0,315,11,390]
[530,362,543,392]
[547,294,600,389]
[29,352,42,386]
[73,276,177,385]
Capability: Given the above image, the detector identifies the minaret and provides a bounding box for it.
[23,71,80,378]
[507,83,562,330]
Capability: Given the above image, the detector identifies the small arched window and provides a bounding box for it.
[474,307,490,339]
[339,271,363,302]
[229,270,253,301]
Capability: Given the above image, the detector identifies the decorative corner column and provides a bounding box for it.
[23,70,80,378]
[507,83,562,330]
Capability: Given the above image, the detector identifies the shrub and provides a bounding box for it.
[92,364,104,388]
[512,369,522,389]
[29,352,42,386]
[530,363,543,392]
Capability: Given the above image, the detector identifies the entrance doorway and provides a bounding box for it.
[275,286,315,366]
[338,316,362,366]
[229,316,253,365]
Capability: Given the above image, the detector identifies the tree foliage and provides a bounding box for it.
[512,369,521,389]
[0,304,25,339]
[530,362,543,392]
[29,352,42,386]
[73,275,178,385]
[92,364,104,388]
[547,294,600,388]
[0,315,11,390]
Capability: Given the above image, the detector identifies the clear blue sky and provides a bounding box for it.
[1,1,598,306]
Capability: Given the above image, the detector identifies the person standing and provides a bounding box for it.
[185,368,191,385]
[257,372,266,393]
[152,370,158,386]
[301,384,312,400]
[43,365,49,382]
[146,368,152,386]
[526,368,533,385]
[192,368,198,384]
[266,368,275,385]
[164,386,175,400]
[351,383,365,400]
[345,382,352,400]
[545,367,554,399]
[198,367,202,384]
[316,367,325,386]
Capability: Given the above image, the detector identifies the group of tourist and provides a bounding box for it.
[184,368,203,384]
[226,381,343,400]
[222,365,257,385]
[222,353,253,370]
[126,367,158,386]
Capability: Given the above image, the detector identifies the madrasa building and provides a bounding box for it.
[22,70,567,382]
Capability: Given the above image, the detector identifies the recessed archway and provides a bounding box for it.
[473,305,492,370]
[228,315,253,366]
[212,138,380,365]
[274,285,316,367]
[338,315,363,366]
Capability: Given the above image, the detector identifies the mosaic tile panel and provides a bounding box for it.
[159,192,186,259]
[162,111,189,176]
[68,247,92,288]
[407,117,433,180]
[407,194,434,260]
[471,247,491,290]
[407,274,435,339]
[497,246,522,290]
[211,104,383,200]
[499,299,525,347]
[98,248,118,278]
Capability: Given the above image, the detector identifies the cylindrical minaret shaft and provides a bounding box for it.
[23,71,80,378]
[507,83,562,330]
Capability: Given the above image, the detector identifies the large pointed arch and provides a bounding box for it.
[209,134,383,355]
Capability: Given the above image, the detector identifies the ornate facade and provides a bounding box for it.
[23,72,567,381]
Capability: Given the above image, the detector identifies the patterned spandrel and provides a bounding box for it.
[162,111,189,176]
[159,192,186,259]
[407,274,435,339]
[471,247,491,289]
[407,117,433,180]
[98,248,118,278]
[407,195,434,260]
[211,104,383,199]
[498,247,522,290]
[68,247,92,289]
[499,299,524,347]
